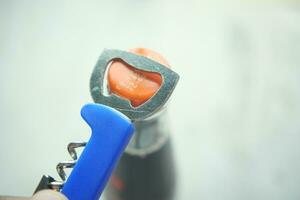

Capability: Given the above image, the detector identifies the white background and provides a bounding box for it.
[1,1,300,199]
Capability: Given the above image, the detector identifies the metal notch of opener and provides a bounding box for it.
[90,49,180,121]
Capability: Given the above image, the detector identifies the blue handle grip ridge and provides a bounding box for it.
[61,103,134,200]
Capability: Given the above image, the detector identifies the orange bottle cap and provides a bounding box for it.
[108,48,169,107]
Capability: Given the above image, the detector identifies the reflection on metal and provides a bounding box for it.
[90,49,179,121]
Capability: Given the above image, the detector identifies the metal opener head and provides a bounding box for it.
[90,49,179,121]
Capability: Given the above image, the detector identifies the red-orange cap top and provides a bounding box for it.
[108,48,170,107]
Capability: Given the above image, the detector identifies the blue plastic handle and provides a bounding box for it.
[61,103,134,200]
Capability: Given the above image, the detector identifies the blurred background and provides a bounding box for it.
[1,0,300,199]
